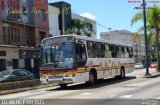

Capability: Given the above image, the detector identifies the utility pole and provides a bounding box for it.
[143,0,149,75]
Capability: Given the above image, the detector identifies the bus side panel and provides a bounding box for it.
[73,71,89,83]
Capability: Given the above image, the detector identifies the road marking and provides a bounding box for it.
[81,93,92,95]
[108,95,117,98]
[120,95,132,98]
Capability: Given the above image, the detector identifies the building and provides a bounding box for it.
[49,1,97,38]
[133,34,145,63]
[100,30,145,64]
[49,1,72,35]
[0,0,49,76]
[48,5,60,36]
[72,13,97,38]
[100,30,133,45]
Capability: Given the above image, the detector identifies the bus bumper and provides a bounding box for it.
[40,77,74,84]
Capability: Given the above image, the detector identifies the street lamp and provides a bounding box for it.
[143,0,150,75]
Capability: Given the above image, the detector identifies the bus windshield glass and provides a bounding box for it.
[41,43,75,69]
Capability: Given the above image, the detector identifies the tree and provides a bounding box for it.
[72,19,84,35]
[84,30,92,37]
[131,4,160,71]
[65,28,75,34]
[69,18,93,37]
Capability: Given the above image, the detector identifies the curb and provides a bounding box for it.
[142,73,160,78]
[0,84,55,95]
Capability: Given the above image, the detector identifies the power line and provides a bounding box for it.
[98,23,112,30]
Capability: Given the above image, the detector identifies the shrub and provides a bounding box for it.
[0,80,40,91]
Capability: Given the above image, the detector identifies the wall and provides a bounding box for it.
[100,30,133,45]
[0,47,19,59]
[48,5,60,36]
[35,27,49,45]
[34,0,49,45]
[34,0,49,28]
[50,1,72,35]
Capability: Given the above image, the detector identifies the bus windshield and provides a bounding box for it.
[41,43,75,69]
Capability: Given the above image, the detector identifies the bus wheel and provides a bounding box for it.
[59,84,67,89]
[120,67,126,79]
[89,70,97,85]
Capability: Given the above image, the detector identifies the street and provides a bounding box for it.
[0,0,159,105]
[0,69,160,105]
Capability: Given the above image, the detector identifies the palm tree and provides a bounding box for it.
[72,19,85,35]
[131,4,160,71]
[71,18,93,37]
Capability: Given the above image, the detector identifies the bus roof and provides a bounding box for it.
[41,34,133,47]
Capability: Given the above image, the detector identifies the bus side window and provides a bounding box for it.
[111,45,117,58]
[129,47,133,58]
[101,43,105,57]
[127,47,130,58]
[116,46,119,58]
[121,47,125,58]
[87,42,96,58]
[76,43,87,67]
[105,44,111,58]
[124,47,129,58]
[118,46,122,58]
[96,43,101,58]
[87,42,93,58]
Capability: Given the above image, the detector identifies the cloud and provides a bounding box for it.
[80,12,96,20]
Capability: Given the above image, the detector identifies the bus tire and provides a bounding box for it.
[89,70,97,85]
[120,67,125,79]
[59,84,67,89]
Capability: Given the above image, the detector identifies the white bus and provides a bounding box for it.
[40,35,134,88]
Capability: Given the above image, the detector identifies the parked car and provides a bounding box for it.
[150,62,158,68]
[0,69,35,83]
[134,63,144,69]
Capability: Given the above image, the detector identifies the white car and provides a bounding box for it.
[134,63,144,69]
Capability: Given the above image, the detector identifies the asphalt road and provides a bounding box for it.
[0,70,160,105]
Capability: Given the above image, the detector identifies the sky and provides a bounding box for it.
[48,0,160,38]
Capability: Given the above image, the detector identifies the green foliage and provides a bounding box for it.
[66,28,75,34]
[71,18,93,37]
[131,4,160,68]
[157,67,160,72]
[152,53,157,60]
[131,13,143,27]
[131,5,160,28]
[76,31,81,35]
[133,32,139,42]
[84,30,92,37]
[0,80,40,91]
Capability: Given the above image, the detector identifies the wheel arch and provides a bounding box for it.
[121,66,125,71]
[89,68,97,78]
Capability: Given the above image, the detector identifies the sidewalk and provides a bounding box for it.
[0,84,55,95]
[128,68,160,78]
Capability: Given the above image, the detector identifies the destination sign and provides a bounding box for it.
[41,36,74,46]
